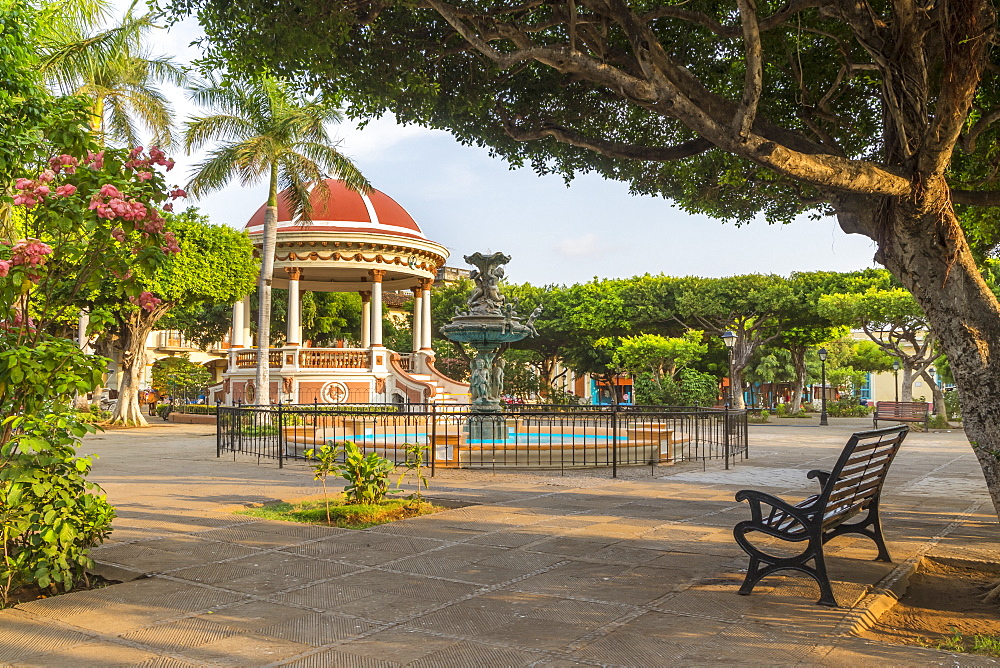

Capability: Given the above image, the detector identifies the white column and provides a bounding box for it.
[232,300,246,347]
[77,310,91,352]
[421,278,433,351]
[242,299,252,347]
[360,291,371,348]
[412,287,423,353]
[286,268,301,346]
[369,270,385,347]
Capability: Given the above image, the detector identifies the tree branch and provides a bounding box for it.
[642,0,826,38]
[951,189,1000,207]
[962,108,1000,153]
[501,117,714,161]
[733,0,763,141]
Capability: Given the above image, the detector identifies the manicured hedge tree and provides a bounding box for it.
[86,210,257,426]
[151,355,213,404]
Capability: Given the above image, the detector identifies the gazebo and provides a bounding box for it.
[216,179,469,405]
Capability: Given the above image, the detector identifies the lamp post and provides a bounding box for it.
[818,347,829,426]
[892,359,900,402]
[721,331,738,408]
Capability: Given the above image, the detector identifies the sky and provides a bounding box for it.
[138,7,881,287]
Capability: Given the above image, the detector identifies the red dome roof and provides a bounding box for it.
[245,179,426,240]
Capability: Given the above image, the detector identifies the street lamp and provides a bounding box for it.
[818,347,829,426]
[721,331,737,408]
[892,359,900,402]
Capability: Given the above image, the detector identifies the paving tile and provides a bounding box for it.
[216,570,317,596]
[182,633,311,666]
[269,582,376,610]
[333,591,447,622]
[195,526,321,548]
[280,649,402,667]
[477,617,595,651]
[118,616,239,653]
[408,640,547,666]
[0,609,94,663]
[574,631,690,665]
[193,600,315,631]
[407,605,519,636]
[336,628,461,664]
[255,611,380,646]
[18,640,163,667]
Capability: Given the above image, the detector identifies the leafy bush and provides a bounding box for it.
[944,390,962,421]
[175,404,217,415]
[634,368,719,407]
[927,414,951,429]
[156,404,172,421]
[1,413,116,604]
[75,406,112,424]
[747,410,770,423]
[338,442,397,504]
[826,398,872,417]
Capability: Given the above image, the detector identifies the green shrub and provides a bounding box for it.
[1,413,116,604]
[156,404,172,421]
[75,406,111,424]
[775,403,788,417]
[826,398,872,417]
[927,414,951,429]
[747,410,770,423]
[175,404,217,415]
[944,390,962,421]
[336,441,397,505]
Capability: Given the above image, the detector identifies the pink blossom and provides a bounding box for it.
[129,291,162,313]
[129,146,144,160]
[162,203,173,212]
[33,184,49,197]
[12,194,37,207]
[10,238,53,269]
[161,231,181,255]
[164,159,175,171]
[14,178,32,190]
[54,184,77,197]
[0,260,9,277]
[99,184,123,199]
[149,146,165,162]
[111,227,126,242]
[138,171,153,181]
[169,188,187,199]
[85,151,105,169]
[37,169,56,183]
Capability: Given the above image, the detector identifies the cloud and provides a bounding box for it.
[555,233,603,258]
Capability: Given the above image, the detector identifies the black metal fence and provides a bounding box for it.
[216,404,748,477]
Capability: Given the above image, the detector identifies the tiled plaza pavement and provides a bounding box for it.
[1,418,997,666]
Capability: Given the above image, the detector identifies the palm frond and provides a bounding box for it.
[183,114,256,153]
[186,144,243,198]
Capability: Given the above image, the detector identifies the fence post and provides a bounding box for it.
[277,401,284,469]
[430,403,437,478]
[611,404,618,478]
[724,406,730,470]
[215,399,221,458]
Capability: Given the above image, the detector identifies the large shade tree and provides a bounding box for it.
[169,0,1000,515]
[183,75,369,404]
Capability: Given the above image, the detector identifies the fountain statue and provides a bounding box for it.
[441,252,537,437]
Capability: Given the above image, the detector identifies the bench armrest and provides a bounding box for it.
[807,469,831,486]
[735,488,817,527]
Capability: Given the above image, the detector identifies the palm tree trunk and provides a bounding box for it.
[255,165,279,404]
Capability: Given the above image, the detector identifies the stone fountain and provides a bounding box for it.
[441,252,540,439]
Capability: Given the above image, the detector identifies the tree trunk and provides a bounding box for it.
[921,371,948,420]
[789,345,807,412]
[900,365,914,402]
[255,166,279,405]
[110,308,167,426]
[873,182,1000,517]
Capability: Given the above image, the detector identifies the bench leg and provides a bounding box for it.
[734,523,840,607]
[824,502,892,563]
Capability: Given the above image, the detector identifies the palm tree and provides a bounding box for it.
[183,75,370,403]
[39,3,187,147]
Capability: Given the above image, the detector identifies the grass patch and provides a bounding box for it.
[235,498,445,529]
[926,629,1000,657]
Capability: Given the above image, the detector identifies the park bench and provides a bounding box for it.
[874,401,929,430]
[732,424,909,606]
